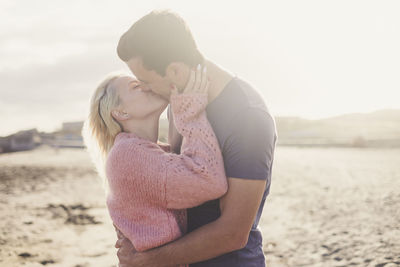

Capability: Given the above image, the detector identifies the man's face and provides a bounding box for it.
[126,57,172,100]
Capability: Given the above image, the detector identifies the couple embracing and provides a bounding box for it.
[84,10,277,267]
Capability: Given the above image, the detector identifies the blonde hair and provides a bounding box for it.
[83,72,126,181]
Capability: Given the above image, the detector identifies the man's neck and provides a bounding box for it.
[203,59,234,104]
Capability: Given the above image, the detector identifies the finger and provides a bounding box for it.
[117,247,128,260]
[117,247,131,264]
[198,66,207,94]
[193,64,202,92]
[184,70,196,94]
[203,79,210,94]
[115,238,123,248]
[116,237,127,249]
[121,237,132,247]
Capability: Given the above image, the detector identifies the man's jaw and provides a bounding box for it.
[153,91,172,102]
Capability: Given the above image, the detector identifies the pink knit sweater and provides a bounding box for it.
[105,92,228,253]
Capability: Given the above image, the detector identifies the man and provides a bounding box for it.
[115,10,277,267]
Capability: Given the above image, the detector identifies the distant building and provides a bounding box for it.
[61,121,84,134]
[0,129,41,153]
[0,121,86,153]
[53,121,85,148]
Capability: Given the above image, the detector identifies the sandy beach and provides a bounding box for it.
[0,146,399,267]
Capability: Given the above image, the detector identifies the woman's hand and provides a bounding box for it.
[171,64,209,96]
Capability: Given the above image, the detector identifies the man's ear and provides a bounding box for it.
[165,62,189,87]
[111,110,130,121]
[165,62,180,82]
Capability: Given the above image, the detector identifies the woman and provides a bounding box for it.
[83,66,227,255]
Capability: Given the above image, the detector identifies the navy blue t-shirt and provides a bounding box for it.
[170,77,277,267]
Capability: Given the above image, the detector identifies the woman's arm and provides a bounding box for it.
[164,67,227,208]
[163,89,228,209]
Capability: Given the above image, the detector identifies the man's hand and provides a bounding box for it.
[114,226,177,267]
[114,224,138,267]
[117,239,181,267]
[116,237,140,267]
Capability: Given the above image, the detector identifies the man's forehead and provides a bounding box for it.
[129,57,152,73]
[127,57,143,72]
[126,57,163,84]
[126,58,146,81]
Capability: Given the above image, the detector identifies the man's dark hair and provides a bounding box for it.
[117,10,204,76]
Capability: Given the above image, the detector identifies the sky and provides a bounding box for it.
[0,0,399,135]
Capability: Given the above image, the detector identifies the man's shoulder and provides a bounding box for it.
[207,77,273,127]
[232,77,269,112]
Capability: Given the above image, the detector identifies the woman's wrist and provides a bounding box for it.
[170,93,208,115]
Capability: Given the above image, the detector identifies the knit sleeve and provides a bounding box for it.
[108,93,227,210]
[163,93,228,209]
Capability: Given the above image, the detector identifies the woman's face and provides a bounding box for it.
[112,76,168,120]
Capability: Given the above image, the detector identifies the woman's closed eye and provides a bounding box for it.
[129,82,142,90]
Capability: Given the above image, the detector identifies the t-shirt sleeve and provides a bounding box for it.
[222,108,277,181]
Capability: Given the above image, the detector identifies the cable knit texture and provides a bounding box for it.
[105,92,228,256]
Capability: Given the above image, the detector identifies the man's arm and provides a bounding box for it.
[117,177,266,267]
[117,108,276,266]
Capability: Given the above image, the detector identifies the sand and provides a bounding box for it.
[261,147,400,267]
[0,147,115,267]
[0,146,399,267]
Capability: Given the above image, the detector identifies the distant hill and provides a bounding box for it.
[275,109,400,147]
[159,109,400,148]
